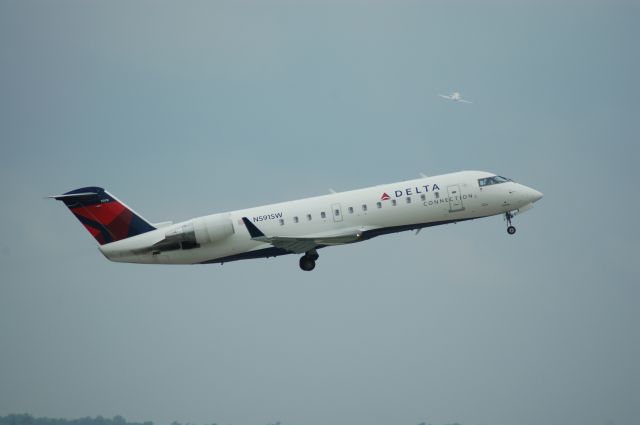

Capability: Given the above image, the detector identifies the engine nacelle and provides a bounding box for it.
[152,215,234,252]
[192,216,235,245]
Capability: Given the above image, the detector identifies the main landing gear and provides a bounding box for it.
[299,249,319,271]
[505,211,516,235]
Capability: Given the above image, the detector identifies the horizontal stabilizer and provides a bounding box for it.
[49,191,100,200]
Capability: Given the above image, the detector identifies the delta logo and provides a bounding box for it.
[381,184,440,200]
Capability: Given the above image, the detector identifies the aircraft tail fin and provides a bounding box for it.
[50,187,156,245]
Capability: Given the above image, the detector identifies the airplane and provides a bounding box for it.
[438,92,472,103]
[49,171,542,271]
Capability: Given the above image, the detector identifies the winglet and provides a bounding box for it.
[242,217,266,238]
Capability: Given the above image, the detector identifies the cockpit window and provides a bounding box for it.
[478,175,512,187]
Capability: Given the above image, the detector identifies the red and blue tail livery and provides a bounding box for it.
[51,187,155,245]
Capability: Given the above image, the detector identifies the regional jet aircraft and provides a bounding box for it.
[439,92,472,103]
[50,171,542,271]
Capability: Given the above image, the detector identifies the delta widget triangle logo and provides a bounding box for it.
[381,192,390,200]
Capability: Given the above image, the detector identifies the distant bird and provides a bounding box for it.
[438,91,472,103]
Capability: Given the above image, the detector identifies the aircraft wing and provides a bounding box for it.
[459,99,473,103]
[241,217,369,254]
[438,94,451,99]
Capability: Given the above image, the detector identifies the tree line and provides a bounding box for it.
[0,415,153,425]
[0,414,463,425]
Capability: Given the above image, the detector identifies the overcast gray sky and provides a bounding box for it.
[1,1,638,425]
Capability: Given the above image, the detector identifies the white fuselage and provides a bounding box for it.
[98,170,542,265]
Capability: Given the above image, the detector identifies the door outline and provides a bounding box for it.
[331,203,343,222]
[447,184,465,212]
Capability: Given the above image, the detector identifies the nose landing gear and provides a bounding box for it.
[505,211,516,235]
[299,249,319,271]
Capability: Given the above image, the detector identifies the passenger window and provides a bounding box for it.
[362,204,367,212]
[435,192,439,199]
[321,211,326,219]
[406,197,411,204]
[391,199,397,206]
[376,202,382,209]
[348,207,354,214]
[420,194,426,201]
[279,218,284,226]
[334,209,340,216]
[307,214,312,221]
[293,216,299,223]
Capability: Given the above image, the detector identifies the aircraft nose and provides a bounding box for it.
[527,187,543,203]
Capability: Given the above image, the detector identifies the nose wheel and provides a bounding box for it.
[299,249,319,271]
[505,212,516,235]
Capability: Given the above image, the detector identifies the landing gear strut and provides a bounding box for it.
[505,211,516,235]
[299,249,319,271]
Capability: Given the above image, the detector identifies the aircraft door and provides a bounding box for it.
[331,203,343,222]
[447,184,465,212]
